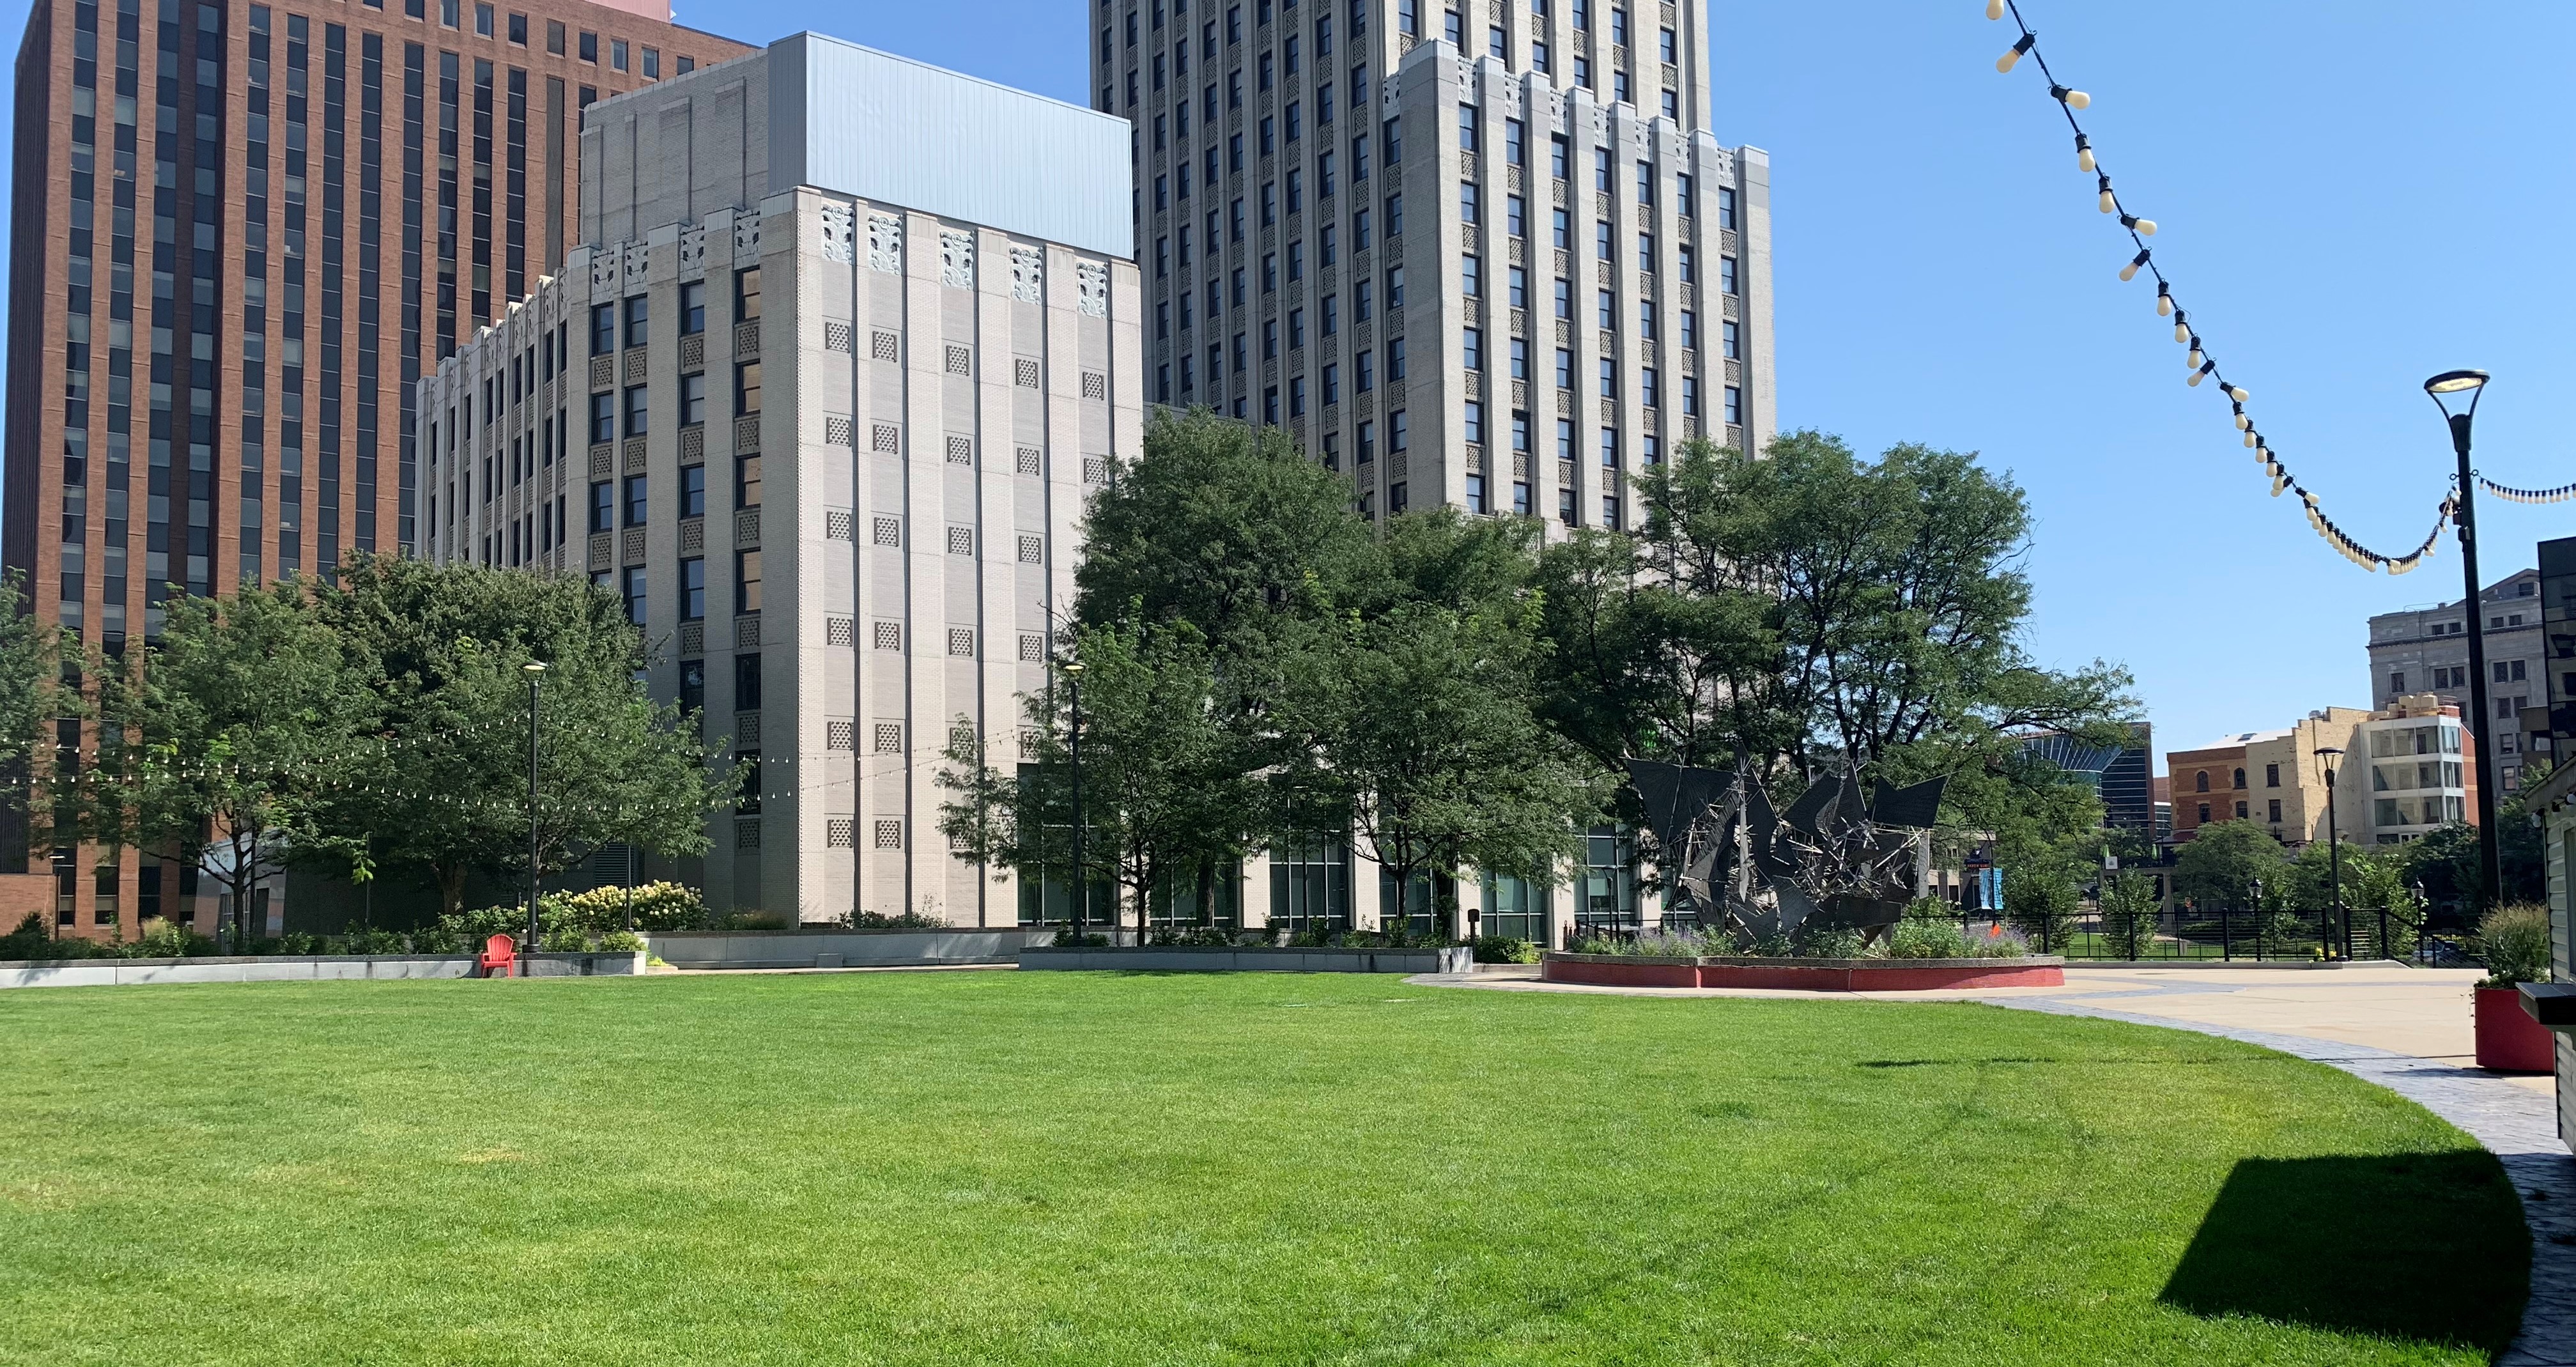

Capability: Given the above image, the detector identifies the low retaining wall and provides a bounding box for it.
[0,950,644,989]
[1021,945,1475,975]
[1542,952,2064,992]
[645,928,1056,970]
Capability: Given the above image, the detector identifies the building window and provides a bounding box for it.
[680,281,706,334]
[2232,767,2246,790]
[736,454,762,509]
[735,362,762,415]
[680,373,707,427]
[2194,771,2209,792]
[2196,803,2210,823]
[624,474,649,527]
[2264,763,2279,788]
[736,550,763,615]
[622,566,648,625]
[2267,799,2283,823]
[681,465,707,518]
[589,483,614,534]
[2389,671,2406,694]
[2235,801,2248,819]
[680,558,706,621]
[590,303,616,355]
[624,386,649,437]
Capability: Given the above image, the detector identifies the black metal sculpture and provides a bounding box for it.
[1628,759,1946,948]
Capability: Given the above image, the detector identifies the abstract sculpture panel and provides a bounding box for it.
[1628,760,1946,949]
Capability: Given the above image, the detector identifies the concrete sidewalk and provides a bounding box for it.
[1419,961,2575,1366]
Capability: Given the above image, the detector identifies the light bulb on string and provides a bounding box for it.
[1998,33,2035,73]
[2120,213,2157,236]
[2155,282,2173,316]
[2119,248,2150,282]
[2097,174,2117,213]
[2187,341,2204,368]
[1986,0,2005,19]
[2232,405,2249,429]
[2049,84,2092,111]
[2173,314,2191,344]
[2076,134,2095,173]
[2226,385,2248,403]
[2243,431,2257,449]
[2188,360,2214,387]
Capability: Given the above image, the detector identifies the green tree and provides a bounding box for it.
[1538,433,2134,860]
[1074,408,1386,644]
[2001,844,2083,952]
[1066,410,1393,883]
[937,618,1260,934]
[2097,869,2159,959]
[308,553,731,918]
[2172,820,2292,911]
[0,571,68,773]
[0,571,77,858]
[2395,792,2545,916]
[115,581,377,949]
[1276,596,1605,941]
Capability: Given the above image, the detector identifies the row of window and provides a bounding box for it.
[589,268,761,356]
[422,0,695,79]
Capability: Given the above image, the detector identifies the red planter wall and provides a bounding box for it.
[2474,987,2555,1072]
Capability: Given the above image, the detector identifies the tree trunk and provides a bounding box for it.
[436,861,470,920]
[1195,856,1215,927]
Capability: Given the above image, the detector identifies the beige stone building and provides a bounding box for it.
[419,35,1141,922]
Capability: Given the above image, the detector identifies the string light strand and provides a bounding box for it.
[1988,1,2456,575]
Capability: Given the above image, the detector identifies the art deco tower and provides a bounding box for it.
[1094,0,1774,529]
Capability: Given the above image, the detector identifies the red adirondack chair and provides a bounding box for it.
[480,933,518,978]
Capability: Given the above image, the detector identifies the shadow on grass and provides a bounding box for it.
[2161,1152,2529,1354]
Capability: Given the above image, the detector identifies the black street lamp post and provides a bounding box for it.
[2424,371,2503,909]
[523,661,546,968]
[1063,659,1087,943]
[2315,745,2344,959]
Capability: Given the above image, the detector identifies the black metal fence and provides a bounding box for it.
[1943,905,2478,965]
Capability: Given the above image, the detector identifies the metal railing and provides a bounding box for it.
[1942,904,2476,965]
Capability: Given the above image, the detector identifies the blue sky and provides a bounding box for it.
[3,0,2568,772]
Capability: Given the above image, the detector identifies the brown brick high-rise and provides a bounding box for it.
[3,0,749,936]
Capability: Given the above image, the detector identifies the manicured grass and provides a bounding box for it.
[0,971,2528,1365]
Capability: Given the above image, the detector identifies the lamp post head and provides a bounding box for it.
[523,661,548,675]
[1060,660,1084,677]
[2425,369,2490,425]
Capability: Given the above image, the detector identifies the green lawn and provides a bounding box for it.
[0,971,2529,1365]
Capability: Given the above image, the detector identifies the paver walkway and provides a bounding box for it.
[1421,963,2576,1365]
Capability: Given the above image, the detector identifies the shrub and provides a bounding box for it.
[552,881,710,932]
[1886,920,1970,960]
[1792,925,1868,961]
[1471,935,1538,964]
[596,930,647,953]
[340,927,410,955]
[1959,922,2033,959]
[843,909,941,931]
[2,913,121,961]
[2476,904,2553,988]
[714,910,795,931]
[118,917,216,959]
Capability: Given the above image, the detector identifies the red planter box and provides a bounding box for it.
[1541,953,2064,992]
[2475,986,2556,1072]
